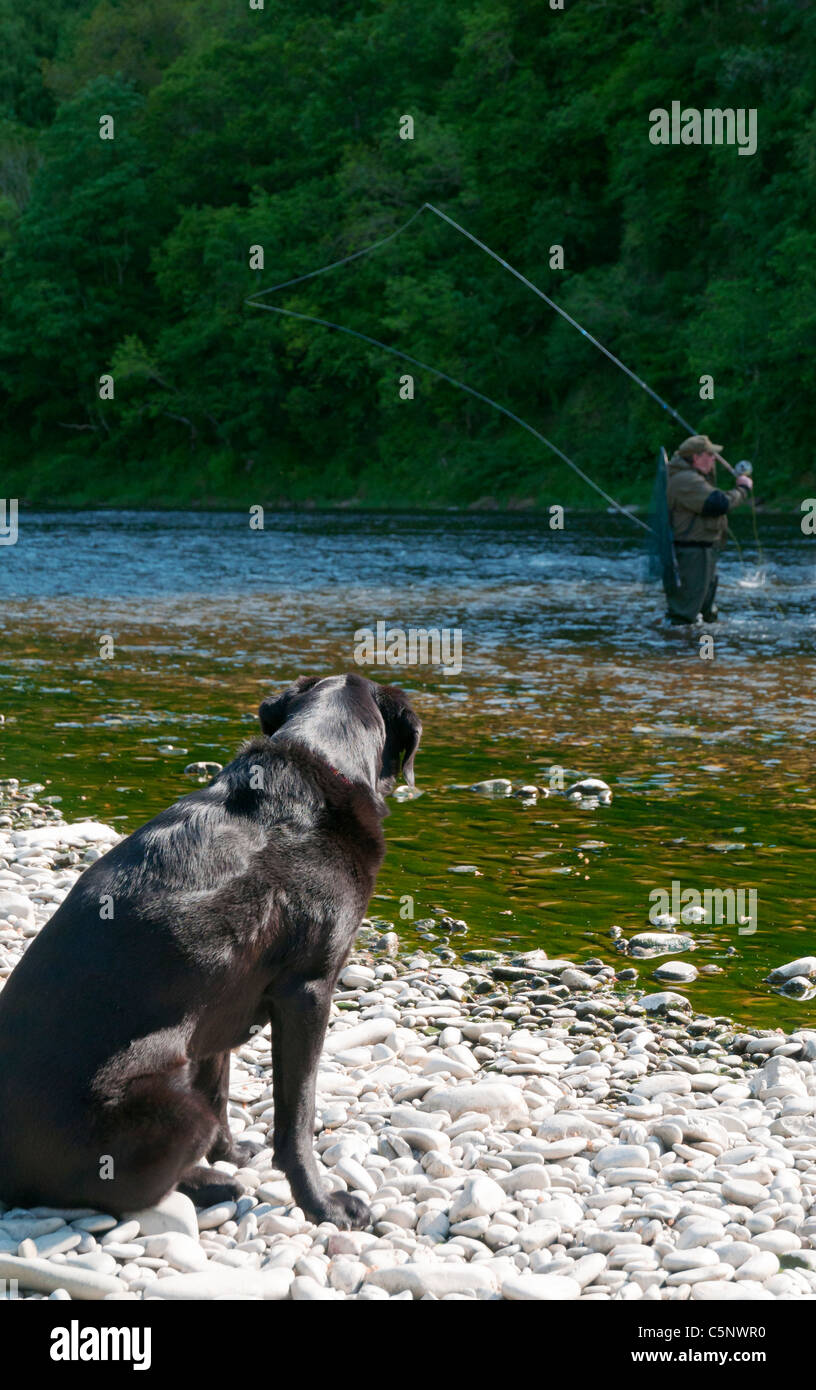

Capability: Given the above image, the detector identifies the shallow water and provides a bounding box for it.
[1,509,814,1027]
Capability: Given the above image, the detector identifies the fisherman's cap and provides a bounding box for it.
[677,434,723,458]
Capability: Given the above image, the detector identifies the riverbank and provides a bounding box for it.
[2,485,803,514]
[2,785,816,1302]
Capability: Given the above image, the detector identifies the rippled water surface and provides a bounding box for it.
[1,509,814,1027]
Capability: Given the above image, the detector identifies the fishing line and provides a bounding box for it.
[250,205,428,301]
[247,201,765,562]
[245,297,650,529]
[252,201,700,450]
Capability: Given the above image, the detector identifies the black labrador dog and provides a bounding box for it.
[0,673,421,1230]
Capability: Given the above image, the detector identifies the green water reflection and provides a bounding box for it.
[2,587,814,1031]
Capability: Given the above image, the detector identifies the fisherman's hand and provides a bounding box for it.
[736,474,753,491]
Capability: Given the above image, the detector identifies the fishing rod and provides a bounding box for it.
[421,203,764,567]
[423,205,752,483]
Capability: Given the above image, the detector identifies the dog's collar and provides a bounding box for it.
[327,764,353,786]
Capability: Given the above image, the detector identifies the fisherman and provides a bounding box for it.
[664,435,753,624]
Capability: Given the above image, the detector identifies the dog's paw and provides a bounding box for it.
[176,1164,245,1208]
[209,1137,266,1168]
[233,1137,266,1165]
[310,1190,370,1231]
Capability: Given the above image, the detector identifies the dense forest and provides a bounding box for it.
[0,0,813,510]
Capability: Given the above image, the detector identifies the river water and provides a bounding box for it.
[1,509,814,1027]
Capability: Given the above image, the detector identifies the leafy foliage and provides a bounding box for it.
[1,0,813,507]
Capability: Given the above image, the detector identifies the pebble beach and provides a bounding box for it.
[2,780,816,1302]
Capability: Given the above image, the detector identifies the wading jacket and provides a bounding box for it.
[666,454,750,546]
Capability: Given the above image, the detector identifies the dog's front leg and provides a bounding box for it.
[192,1051,264,1167]
[191,1052,234,1162]
[270,978,369,1230]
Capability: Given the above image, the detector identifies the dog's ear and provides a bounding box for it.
[374,685,422,786]
[259,676,321,735]
[398,705,422,786]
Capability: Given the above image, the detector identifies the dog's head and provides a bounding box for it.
[259,674,421,794]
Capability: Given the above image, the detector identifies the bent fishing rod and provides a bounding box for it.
[425,202,750,480]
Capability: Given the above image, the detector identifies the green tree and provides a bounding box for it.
[0,77,156,443]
